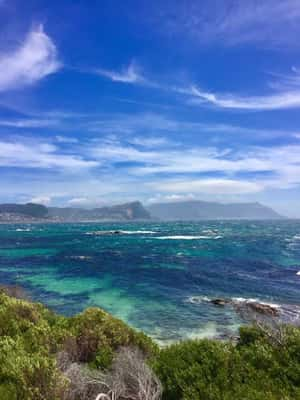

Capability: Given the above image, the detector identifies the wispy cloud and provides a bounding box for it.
[0,132,299,210]
[0,118,59,128]
[184,66,300,111]
[0,25,61,92]
[149,0,300,48]
[151,179,263,195]
[147,193,196,204]
[87,111,297,142]
[55,135,79,144]
[0,138,98,170]
[94,61,144,83]
[88,136,300,191]
[89,59,300,111]
[188,85,300,111]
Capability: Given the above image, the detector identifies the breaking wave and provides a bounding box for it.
[154,235,222,240]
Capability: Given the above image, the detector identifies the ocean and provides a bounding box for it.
[0,220,299,344]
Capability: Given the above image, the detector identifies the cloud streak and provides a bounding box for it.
[0,25,61,92]
[94,61,143,83]
[0,139,98,170]
[189,85,300,111]
[148,0,300,48]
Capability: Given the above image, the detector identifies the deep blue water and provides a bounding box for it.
[0,220,300,343]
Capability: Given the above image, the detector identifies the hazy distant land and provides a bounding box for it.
[0,200,284,223]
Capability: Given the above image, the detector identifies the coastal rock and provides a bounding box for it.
[244,302,279,317]
[209,298,280,318]
[210,298,229,306]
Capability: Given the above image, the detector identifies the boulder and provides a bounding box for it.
[246,302,279,317]
[211,298,229,306]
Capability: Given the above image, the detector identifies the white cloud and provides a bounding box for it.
[0,25,61,92]
[0,118,58,128]
[188,85,300,111]
[95,61,143,83]
[147,193,196,204]
[0,139,98,169]
[151,1,300,48]
[30,195,52,205]
[128,136,169,148]
[67,197,106,207]
[151,179,263,194]
[89,138,300,192]
[55,135,79,143]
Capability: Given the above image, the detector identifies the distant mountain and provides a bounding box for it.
[0,203,48,218]
[48,201,151,221]
[0,201,151,222]
[148,201,284,220]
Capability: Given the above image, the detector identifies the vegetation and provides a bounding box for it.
[0,285,300,400]
[153,325,300,400]
[0,286,157,400]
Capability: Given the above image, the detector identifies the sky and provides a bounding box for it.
[0,0,300,217]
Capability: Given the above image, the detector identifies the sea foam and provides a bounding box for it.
[154,235,222,240]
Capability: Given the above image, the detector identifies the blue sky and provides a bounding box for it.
[0,0,300,216]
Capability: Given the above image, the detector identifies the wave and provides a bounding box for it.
[68,255,92,260]
[154,235,222,240]
[297,271,300,276]
[15,228,31,232]
[231,297,280,309]
[186,296,212,304]
[186,295,280,308]
[118,230,156,234]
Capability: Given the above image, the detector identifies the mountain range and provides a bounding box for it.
[0,200,284,222]
[147,200,283,220]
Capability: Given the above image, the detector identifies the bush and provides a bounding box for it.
[67,307,157,365]
[0,291,158,399]
[153,325,300,400]
[1,288,300,400]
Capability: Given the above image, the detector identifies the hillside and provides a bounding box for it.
[148,200,283,220]
[0,201,151,222]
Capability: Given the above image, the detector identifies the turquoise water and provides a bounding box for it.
[0,221,300,343]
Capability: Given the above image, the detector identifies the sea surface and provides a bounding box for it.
[0,220,300,344]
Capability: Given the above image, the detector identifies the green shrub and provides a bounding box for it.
[67,307,157,364]
[0,291,158,399]
[1,288,300,400]
[153,325,300,400]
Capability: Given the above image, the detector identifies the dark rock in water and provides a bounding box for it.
[211,298,229,306]
[210,298,280,317]
[113,230,121,234]
[245,302,279,317]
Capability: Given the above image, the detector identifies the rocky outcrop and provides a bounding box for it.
[210,298,279,317]
[244,302,279,317]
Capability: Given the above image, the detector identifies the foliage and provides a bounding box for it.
[0,289,156,400]
[153,325,300,400]
[1,287,300,400]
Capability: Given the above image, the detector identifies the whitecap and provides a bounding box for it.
[296,271,300,276]
[154,235,222,240]
[15,228,31,232]
[118,230,156,234]
[231,297,280,309]
[187,295,280,309]
[186,295,211,304]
